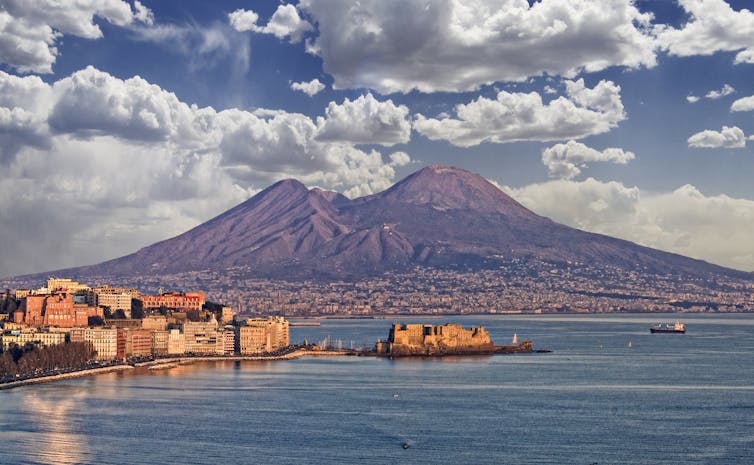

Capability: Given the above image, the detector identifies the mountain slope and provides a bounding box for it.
[36,165,752,280]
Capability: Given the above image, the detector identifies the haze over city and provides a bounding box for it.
[2,0,754,278]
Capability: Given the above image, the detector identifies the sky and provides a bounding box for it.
[2,0,754,277]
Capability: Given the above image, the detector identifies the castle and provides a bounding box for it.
[375,323,495,356]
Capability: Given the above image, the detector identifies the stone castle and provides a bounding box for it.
[376,323,495,356]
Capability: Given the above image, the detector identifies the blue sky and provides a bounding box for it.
[2,0,754,276]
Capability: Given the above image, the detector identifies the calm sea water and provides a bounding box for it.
[2,314,754,464]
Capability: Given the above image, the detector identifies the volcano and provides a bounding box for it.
[31,165,751,281]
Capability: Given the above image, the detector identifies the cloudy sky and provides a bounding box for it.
[2,0,754,277]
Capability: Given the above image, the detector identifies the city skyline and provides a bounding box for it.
[2,0,754,276]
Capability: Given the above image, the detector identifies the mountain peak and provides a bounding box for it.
[374,164,535,216]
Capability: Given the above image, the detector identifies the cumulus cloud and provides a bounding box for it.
[0,0,153,73]
[731,94,754,112]
[0,66,410,276]
[228,9,259,32]
[657,0,754,65]
[228,5,312,43]
[686,95,700,103]
[542,140,635,180]
[299,0,656,93]
[413,79,624,147]
[504,178,754,271]
[316,93,411,146]
[688,126,746,148]
[0,70,53,161]
[388,151,411,167]
[290,78,325,96]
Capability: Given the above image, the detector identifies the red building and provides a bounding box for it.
[139,292,205,311]
[17,293,102,328]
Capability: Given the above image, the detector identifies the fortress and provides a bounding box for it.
[375,323,496,356]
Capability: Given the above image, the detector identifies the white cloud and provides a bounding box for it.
[299,0,656,93]
[0,0,153,73]
[315,93,411,146]
[657,0,754,65]
[0,66,410,276]
[688,125,746,148]
[0,70,53,161]
[731,94,754,112]
[705,84,735,99]
[542,140,635,180]
[264,4,312,43]
[291,78,325,96]
[504,178,754,271]
[413,79,624,147]
[388,151,411,167]
[686,95,700,103]
[228,9,260,32]
[228,5,312,43]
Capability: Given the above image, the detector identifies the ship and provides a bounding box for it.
[650,322,686,334]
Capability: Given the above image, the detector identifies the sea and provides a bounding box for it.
[1,314,753,465]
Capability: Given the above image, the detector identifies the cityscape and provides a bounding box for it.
[2,0,754,463]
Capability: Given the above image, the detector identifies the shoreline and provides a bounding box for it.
[0,349,352,391]
[0,365,134,390]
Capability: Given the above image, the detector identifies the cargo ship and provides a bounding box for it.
[650,322,685,334]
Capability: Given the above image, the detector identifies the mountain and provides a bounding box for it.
[25,165,753,281]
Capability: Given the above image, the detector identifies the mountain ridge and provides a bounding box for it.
[11,165,753,282]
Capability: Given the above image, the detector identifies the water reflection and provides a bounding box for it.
[21,388,88,465]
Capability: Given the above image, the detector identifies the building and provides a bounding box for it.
[166,329,185,355]
[95,292,133,318]
[118,328,152,358]
[376,323,494,355]
[47,278,89,293]
[19,292,90,328]
[141,315,167,331]
[1,329,66,350]
[236,316,289,354]
[220,306,235,324]
[69,327,118,360]
[139,292,205,312]
[221,326,236,355]
[151,330,169,355]
[183,320,223,355]
[14,289,30,300]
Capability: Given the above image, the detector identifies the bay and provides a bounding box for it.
[2,314,754,464]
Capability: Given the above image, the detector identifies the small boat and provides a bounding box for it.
[392,393,400,398]
[650,322,685,334]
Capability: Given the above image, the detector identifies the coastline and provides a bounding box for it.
[0,365,134,391]
[0,349,352,391]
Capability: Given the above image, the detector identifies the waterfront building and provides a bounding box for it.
[151,330,169,355]
[236,316,289,354]
[222,326,236,355]
[69,327,118,360]
[118,328,152,357]
[166,328,185,355]
[1,329,66,350]
[183,320,223,355]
